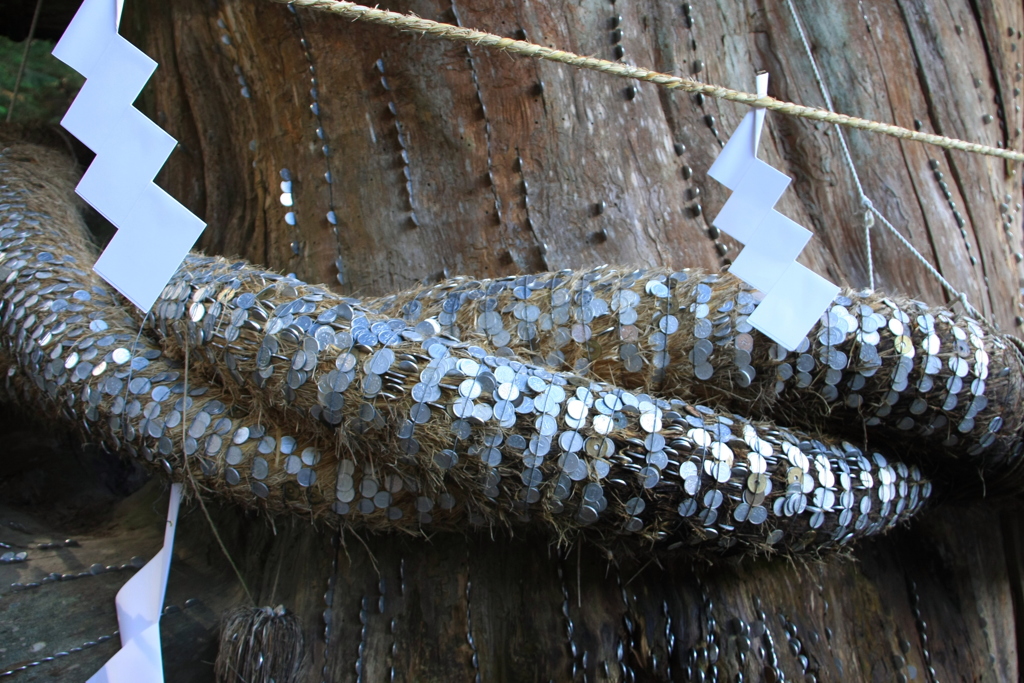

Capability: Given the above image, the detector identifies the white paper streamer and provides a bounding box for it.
[52,0,206,313]
[708,74,839,351]
[86,483,182,683]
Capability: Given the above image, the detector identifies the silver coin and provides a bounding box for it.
[362,374,383,395]
[695,363,714,381]
[678,499,698,517]
[695,283,712,303]
[647,451,669,470]
[703,489,724,509]
[659,315,679,334]
[558,430,585,453]
[481,447,502,467]
[252,457,269,480]
[733,502,750,523]
[459,379,483,400]
[409,403,432,424]
[360,478,379,498]
[679,461,699,480]
[521,468,544,487]
[639,466,660,488]
[748,505,768,525]
[434,449,458,469]
[226,446,244,466]
[623,355,643,373]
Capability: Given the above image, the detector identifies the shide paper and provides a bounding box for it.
[708,73,839,351]
[52,1,192,680]
[86,484,182,683]
[52,0,205,313]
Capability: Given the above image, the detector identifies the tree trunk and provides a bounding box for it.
[3,0,1024,680]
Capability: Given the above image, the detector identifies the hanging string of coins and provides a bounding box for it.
[2,144,1021,560]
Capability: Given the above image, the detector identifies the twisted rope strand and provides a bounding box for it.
[275,0,1024,163]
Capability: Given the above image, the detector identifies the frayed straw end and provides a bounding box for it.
[215,605,304,683]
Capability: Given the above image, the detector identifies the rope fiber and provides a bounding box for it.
[274,0,1024,163]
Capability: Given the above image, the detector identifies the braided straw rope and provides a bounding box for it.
[6,142,1024,562]
[0,144,942,558]
[274,0,1024,163]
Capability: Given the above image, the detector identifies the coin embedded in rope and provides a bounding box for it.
[1,147,1015,561]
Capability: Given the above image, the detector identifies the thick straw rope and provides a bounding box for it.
[275,0,1024,164]
[10,143,1024,562]
[0,144,945,558]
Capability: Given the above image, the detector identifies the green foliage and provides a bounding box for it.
[0,36,83,123]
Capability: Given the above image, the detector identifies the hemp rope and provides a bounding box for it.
[275,0,1024,164]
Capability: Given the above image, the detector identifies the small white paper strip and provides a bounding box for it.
[708,73,839,351]
[94,184,206,311]
[58,36,156,152]
[753,71,768,152]
[76,108,176,227]
[747,263,839,351]
[708,73,769,190]
[53,0,205,313]
[712,159,790,245]
[50,0,119,73]
[87,483,182,683]
[729,211,811,293]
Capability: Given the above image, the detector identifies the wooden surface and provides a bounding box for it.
[138,0,1023,329]
[2,468,1020,681]
[2,0,1024,680]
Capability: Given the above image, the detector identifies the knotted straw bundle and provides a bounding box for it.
[216,606,304,683]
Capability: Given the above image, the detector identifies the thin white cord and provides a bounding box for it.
[868,204,983,319]
[784,0,986,321]
[863,209,875,291]
[785,0,874,287]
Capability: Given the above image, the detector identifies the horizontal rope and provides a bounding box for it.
[276,0,1024,163]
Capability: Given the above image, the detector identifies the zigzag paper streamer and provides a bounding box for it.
[708,73,839,351]
[52,0,205,313]
[86,484,182,683]
[50,3,189,681]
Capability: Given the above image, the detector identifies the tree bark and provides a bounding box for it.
[3,0,1024,680]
